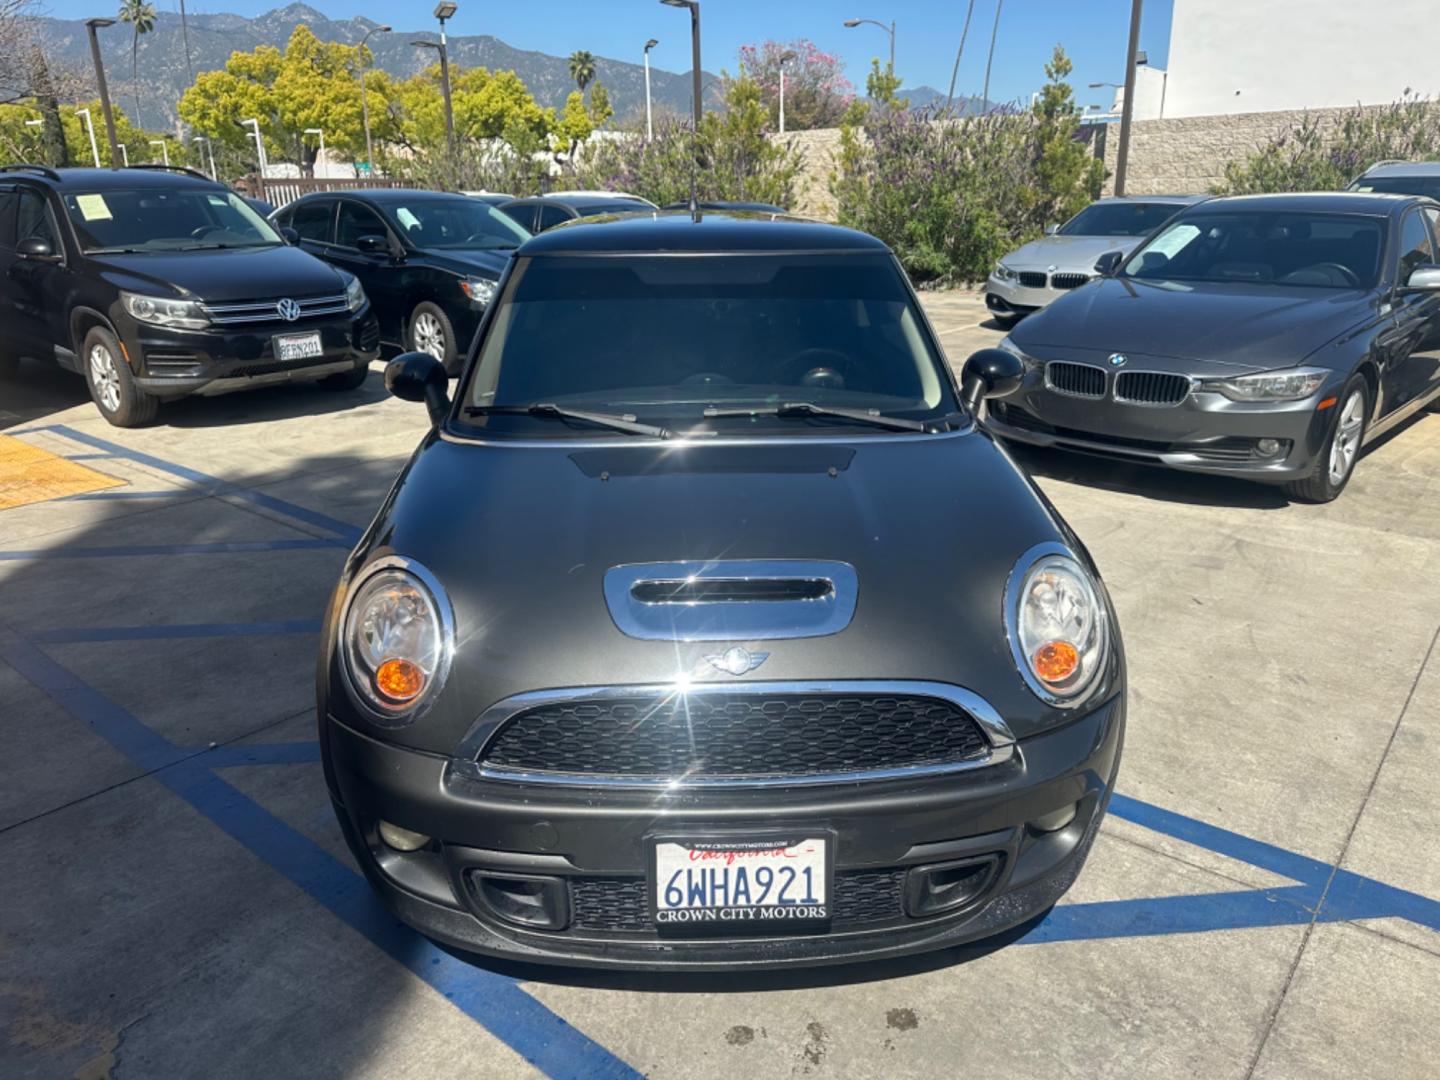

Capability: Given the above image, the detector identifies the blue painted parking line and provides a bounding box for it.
[62,490,180,501]
[31,620,324,644]
[0,538,344,560]
[66,453,121,461]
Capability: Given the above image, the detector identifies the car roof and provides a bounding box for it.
[516,210,890,256]
[323,188,470,203]
[1,166,227,191]
[504,194,652,209]
[1186,191,1416,216]
[1091,194,1207,206]
[1358,161,1440,178]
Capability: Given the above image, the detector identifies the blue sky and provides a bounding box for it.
[49,0,1175,108]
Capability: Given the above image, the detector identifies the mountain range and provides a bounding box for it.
[27,3,994,134]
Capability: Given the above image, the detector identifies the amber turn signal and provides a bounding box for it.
[375,658,425,702]
[1032,640,1079,684]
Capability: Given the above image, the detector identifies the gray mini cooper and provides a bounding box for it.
[317,212,1126,970]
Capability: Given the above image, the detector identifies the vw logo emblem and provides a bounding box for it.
[704,646,770,677]
[276,298,301,322]
[1108,353,1128,367]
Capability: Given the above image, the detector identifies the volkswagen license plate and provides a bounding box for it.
[650,831,832,932]
[274,331,323,361]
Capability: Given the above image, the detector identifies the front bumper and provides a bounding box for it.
[985,272,1091,317]
[125,311,380,398]
[321,692,1124,970]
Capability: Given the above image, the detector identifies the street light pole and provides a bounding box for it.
[119,143,129,166]
[304,128,326,178]
[193,136,215,180]
[84,17,121,168]
[357,24,391,176]
[643,38,658,140]
[241,117,268,175]
[76,107,101,167]
[843,17,896,77]
[778,49,796,135]
[148,139,168,166]
[434,3,458,153]
[1114,0,1144,196]
[660,0,701,127]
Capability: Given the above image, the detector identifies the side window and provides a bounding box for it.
[1425,208,1440,256]
[497,204,534,232]
[289,199,334,242]
[336,201,388,249]
[1396,210,1434,282]
[0,188,17,249]
[537,204,571,231]
[15,189,56,248]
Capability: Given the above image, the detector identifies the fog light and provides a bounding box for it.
[378,820,430,851]
[1256,438,1282,457]
[1031,802,1078,833]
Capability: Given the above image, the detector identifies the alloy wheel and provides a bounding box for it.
[1327,389,1364,486]
[89,343,122,413]
[413,313,446,360]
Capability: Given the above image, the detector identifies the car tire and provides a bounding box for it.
[408,302,457,373]
[318,361,371,391]
[1284,374,1368,503]
[82,325,158,427]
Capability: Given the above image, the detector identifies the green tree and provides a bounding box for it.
[1030,45,1104,225]
[864,58,905,109]
[556,90,593,156]
[568,50,597,94]
[588,80,613,128]
[117,0,156,131]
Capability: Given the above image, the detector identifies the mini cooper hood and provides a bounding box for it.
[1013,276,1375,369]
[94,244,347,303]
[350,430,1082,752]
[1001,234,1142,271]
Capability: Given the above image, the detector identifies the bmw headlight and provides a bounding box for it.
[460,275,496,307]
[1202,367,1327,402]
[1006,544,1111,708]
[121,290,209,330]
[340,557,454,721]
[344,275,367,312]
[993,262,1019,284]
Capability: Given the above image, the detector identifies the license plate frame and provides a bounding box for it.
[647,827,835,935]
[273,331,323,362]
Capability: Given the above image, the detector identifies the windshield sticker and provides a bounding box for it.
[75,193,113,221]
[1146,223,1200,260]
[206,194,228,206]
[396,207,421,230]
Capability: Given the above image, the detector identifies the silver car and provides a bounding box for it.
[1348,160,1440,199]
[985,195,1205,325]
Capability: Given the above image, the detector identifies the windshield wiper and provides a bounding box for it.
[464,402,671,438]
[703,402,929,433]
[88,246,143,254]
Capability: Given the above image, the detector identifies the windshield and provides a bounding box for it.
[1122,211,1384,288]
[386,197,530,249]
[1058,201,1186,237]
[63,187,281,253]
[1350,175,1440,199]
[460,254,957,437]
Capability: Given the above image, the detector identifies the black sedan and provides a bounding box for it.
[987,193,1440,501]
[496,193,655,233]
[317,212,1126,970]
[272,189,530,373]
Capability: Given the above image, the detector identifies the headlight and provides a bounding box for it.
[460,276,496,306]
[344,275,367,312]
[340,558,454,721]
[121,291,209,330]
[1005,544,1111,708]
[993,262,1018,283]
[1202,367,1327,402]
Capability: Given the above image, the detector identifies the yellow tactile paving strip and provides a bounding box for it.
[0,435,125,510]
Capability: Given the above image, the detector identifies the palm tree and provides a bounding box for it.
[117,0,157,130]
[568,50,596,95]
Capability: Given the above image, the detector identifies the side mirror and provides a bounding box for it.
[1403,264,1440,291]
[1043,223,1059,236]
[279,226,300,245]
[961,348,1026,414]
[356,234,390,255]
[385,352,450,426]
[16,236,60,262]
[1093,250,1124,276]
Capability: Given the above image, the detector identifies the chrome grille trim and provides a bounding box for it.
[449,680,1017,790]
[1050,272,1090,290]
[203,293,349,325]
[1044,361,1107,399]
[1113,370,1194,407]
[1017,271,1048,289]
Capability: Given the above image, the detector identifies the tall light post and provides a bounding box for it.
[1114,0,1144,196]
[76,107,102,167]
[643,38,659,140]
[193,135,216,180]
[84,17,121,168]
[118,143,129,166]
[148,139,169,166]
[413,40,455,153]
[778,48,796,135]
[843,16,895,76]
[660,0,701,127]
[241,117,268,175]
[304,127,326,178]
[356,23,391,175]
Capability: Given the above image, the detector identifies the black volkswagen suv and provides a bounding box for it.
[0,166,379,426]
[272,189,530,374]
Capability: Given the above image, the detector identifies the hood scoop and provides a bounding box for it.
[604,560,857,641]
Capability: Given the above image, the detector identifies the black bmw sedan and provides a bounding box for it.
[987,193,1440,501]
[273,189,530,373]
[317,212,1126,970]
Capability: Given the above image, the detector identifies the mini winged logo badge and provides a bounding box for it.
[705,646,770,677]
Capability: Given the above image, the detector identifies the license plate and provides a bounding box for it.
[274,331,323,361]
[651,832,832,931]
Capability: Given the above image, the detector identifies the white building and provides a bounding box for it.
[1109,0,1440,120]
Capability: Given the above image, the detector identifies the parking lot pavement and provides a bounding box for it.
[2,292,1437,1079]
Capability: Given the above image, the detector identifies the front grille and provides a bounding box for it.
[1114,371,1192,406]
[204,293,349,326]
[1050,272,1090,290]
[1045,361,1107,398]
[479,693,990,781]
[568,868,908,933]
[1017,271,1048,289]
